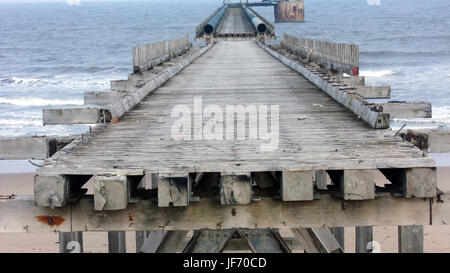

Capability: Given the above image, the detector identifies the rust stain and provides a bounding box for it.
[128,212,133,221]
[36,216,65,227]
[112,117,119,124]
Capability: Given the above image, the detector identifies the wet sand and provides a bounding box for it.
[0,169,449,253]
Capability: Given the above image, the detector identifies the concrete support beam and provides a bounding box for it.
[339,76,365,86]
[108,231,126,253]
[135,231,150,253]
[315,170,330,190]
[331,227,345,252]
[355,226,373,253]
[332,170,375,200]
[94,175,129,211]
[34,175,69,207]
[281,171,314,201]
[43,108,104,125]
[219,173,252,205]
[405,167,437,198]
[398,225,423,253]
[353,86,391,99]
[0,137,75,160]
[291,227,343,253]
[158,173,191,207]
[252,172,276,189]
[84,91,127,105]
[379,101,432,119]
[0,193,438,233]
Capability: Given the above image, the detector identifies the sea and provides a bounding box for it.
[0,0,449,171]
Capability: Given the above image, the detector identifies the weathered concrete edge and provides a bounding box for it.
[42,44,213,125]
[0,136,76,160]
[257,41,389,129]
[0,193,438,233]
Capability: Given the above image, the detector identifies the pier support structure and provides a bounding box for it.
[274,0,304,23]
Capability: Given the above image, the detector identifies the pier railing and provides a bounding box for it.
[281,33,359,75]
[195,5,227,38]
[133,35,190,73]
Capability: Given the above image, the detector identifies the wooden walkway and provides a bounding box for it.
[38,40,433,177]
[216,7,254,36]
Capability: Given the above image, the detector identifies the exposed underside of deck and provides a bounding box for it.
[38,40,433,176]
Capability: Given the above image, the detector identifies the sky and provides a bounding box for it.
[0,0,193,3]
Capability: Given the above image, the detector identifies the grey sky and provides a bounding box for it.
[0,0,183,3]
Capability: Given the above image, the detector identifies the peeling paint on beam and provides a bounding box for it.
[0,193,437,233]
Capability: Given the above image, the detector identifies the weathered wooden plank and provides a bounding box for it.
[0,193,436,233]
[258,41,389,129]
[379,101,432,118]
[220,173,252,205]
[281,171,314,201]
[398,225,423,253]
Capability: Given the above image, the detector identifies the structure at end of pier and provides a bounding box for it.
[195,3,276,41]
[246,0,305,23]
[274,0,304,23]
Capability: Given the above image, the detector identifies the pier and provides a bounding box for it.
[0,3,448,253]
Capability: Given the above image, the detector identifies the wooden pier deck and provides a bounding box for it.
[216,7,254,36]
[37,40,433,176]
[0,6,444,251]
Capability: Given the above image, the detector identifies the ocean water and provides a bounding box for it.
[0,0,449,138]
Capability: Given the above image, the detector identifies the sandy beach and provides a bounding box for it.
[0,168,449,253]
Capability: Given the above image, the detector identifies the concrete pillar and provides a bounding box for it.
[331,227,345,252]
[108,231,126,253]
[398,225,423,253]
[59,232,83,253]
[136,231,150,253]
[355,226,373,253]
